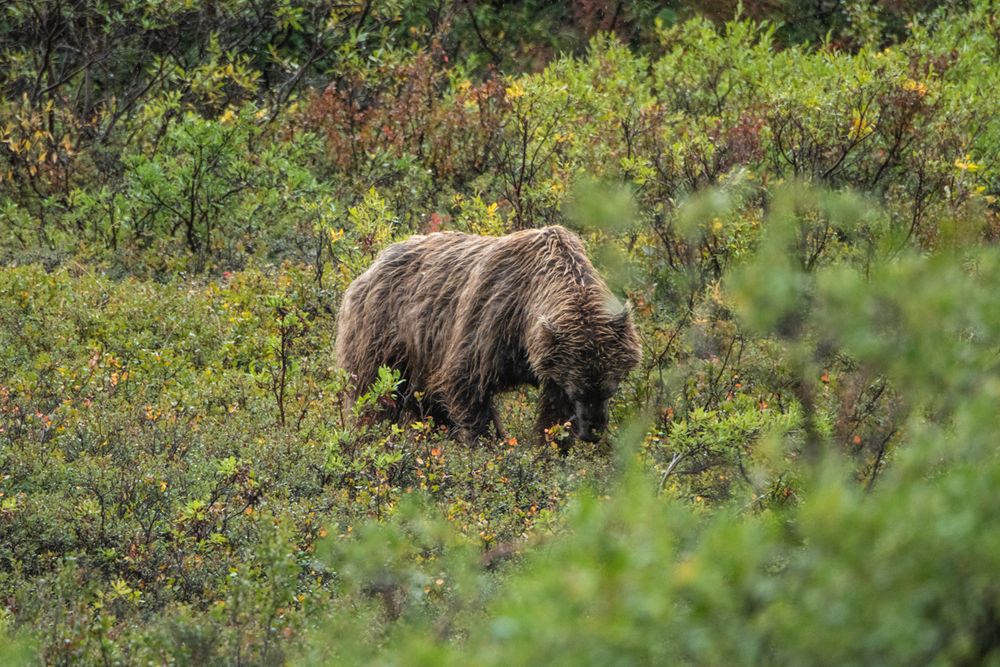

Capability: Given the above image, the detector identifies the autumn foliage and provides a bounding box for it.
[1,0,999,664]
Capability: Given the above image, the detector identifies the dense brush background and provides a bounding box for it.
[1,0,999,664]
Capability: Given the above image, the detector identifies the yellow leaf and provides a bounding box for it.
[954,154,981,172]
[505,81,525,100]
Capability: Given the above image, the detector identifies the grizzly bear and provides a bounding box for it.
[335,225,641,449]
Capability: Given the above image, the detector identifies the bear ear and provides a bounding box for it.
[612,301,633,327]
[529,317,562,375]
[604,294,633,326]
[535,316,562,347]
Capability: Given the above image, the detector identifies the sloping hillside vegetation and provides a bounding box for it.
[1,1,999,663]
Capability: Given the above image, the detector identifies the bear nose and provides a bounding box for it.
[577,425,601,443]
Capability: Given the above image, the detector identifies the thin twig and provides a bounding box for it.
[657,451,686,494]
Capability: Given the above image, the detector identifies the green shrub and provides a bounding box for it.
[2,2,999,663]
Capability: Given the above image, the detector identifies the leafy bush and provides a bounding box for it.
[2,1,999,663]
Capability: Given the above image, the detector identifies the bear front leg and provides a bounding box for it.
[490,404,509,441]
[536,382,575,455]
[445,389,499,443]
[463,410,497,442]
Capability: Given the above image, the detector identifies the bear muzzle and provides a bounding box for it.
[573,400,609,443]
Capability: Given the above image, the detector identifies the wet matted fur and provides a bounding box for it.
[335,225,642,447]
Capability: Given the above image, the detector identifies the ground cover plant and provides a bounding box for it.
[1,0,999,664]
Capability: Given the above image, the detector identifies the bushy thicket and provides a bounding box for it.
[1,0,999,664]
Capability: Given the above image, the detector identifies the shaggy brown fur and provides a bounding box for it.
[335,225,641,448]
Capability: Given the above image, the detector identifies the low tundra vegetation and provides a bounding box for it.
[1,0,999,663]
